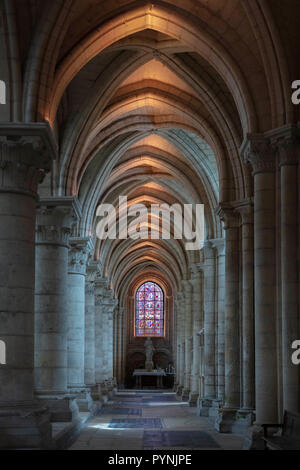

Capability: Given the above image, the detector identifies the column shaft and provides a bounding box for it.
[203,243,216,399]
[84,261,99,387]
[182,281,193,398]
[67,238,90,391]
[238,204,255,410]
[35,200,77,394]
[243,137,278,423]
[279,139,299,412]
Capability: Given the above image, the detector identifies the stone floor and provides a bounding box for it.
[69,391,245,450]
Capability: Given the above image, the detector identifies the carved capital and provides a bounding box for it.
[210,238,225,256]
[68,237,93,275]
[269,125,300,167]
[36,197,80,247]
[241,134,276,175]
[0,122,57,196]
[86,260,101,283]
[215,204,239,230]
[0,137,51,196]
[232,198,254,225]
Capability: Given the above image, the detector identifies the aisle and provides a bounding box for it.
[69,391,244,450]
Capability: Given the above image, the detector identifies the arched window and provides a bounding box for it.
[135,281,164,337]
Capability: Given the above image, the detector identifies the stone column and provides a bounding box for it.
[242,136,278,424]
[189,264,203,406]
[275,128,299,413]
[94,278,107,387]
[85,261,99,389]
[34,197,81,421]
[67,237,92,392]
[103,292,115,380]
[176,292,185,395]
[211,238,225,402]
[174,299,179,389]
[203,242,216,399]
[116,307,124,386]
[113,307,118,383]
[215,205,240,432]
[181,280,193,401]
[235,201,255,413]
[0,132,54,449]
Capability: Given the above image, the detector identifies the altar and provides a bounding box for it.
[133,369,166,389]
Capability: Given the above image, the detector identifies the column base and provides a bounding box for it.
[197,398,214,416]
[215,407,254,434]
[0,402,52,449]
[96,382,109,403]
[37,394,79,422]
[181,388,190,401]
[188,392,199,407]
[67,385,87,394]
[176,385,184,396]
[76,390,100,413]
[89,384,103,402]
[242,423,265,450]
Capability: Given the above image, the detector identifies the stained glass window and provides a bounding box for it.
[135,281,164,337]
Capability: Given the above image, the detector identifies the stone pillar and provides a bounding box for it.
[67,237,92,392]
[189,265,202,406]
[203,242,216,399]
[242,136,278,424]
[116,307,124,386]
[235,201,255,412]
[0,132,53,449]
[181,280,193,401]
[211,238,225,402]
[174,294,181,392]
[34,198,82,421]
[113,307,118,383]
[176,293,185,395]
[276,128,299,413]
[94,278,107,386]
[215,205,241,432]
[174,299,180,389]
[103,291,117,382]
[85,261,99,388]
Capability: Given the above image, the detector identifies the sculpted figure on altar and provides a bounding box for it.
[144,337,155,371]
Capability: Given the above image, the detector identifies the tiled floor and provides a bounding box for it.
[69,391,245,450]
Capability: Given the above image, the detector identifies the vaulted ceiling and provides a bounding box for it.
[3,0,298,298]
